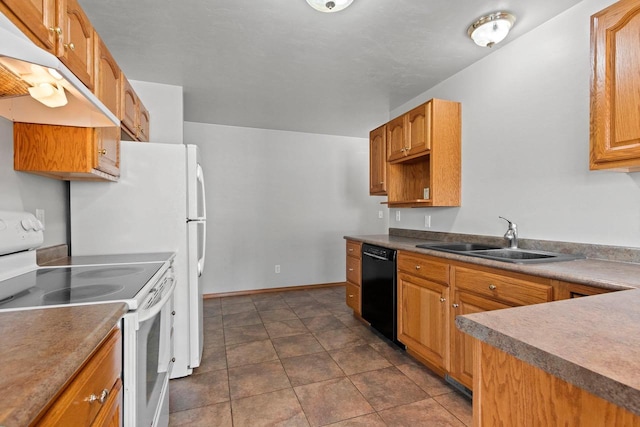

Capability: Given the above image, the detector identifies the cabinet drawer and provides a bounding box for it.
[37,327,122,426]
[346,282,361,313]
[398,252,449,285]
[346,256,361,285]
[346,241,362,259]
[454,266,552,306]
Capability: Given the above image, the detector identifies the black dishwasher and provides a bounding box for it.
[361,244,403,347]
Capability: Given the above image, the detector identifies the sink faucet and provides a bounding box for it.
[499,217,518,249]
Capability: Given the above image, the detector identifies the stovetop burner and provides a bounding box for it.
[43,284,126,304]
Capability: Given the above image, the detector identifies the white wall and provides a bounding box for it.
[131,80,184,144]
[0,117,68,247]
[185,122,388,294]
[388,0,640,247]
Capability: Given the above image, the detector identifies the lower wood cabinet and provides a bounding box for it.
[553,280,613,299]
[397,271,449,372]
[14,122,120,181]
[345,240,362,316]
[35,327,122,426]
[397,251,450,373]
[449,265,553,390]
[473,341,640,426]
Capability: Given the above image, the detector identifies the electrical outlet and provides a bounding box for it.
[425,215,431,228]
[378,210,384,219]
[395,211,401,221]
[35,209,45,229]
[275,265,280,274]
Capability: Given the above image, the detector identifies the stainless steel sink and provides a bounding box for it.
[416,243,502,252]
[416,242,584,264]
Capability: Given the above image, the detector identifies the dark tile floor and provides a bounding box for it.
[168,286,472,426]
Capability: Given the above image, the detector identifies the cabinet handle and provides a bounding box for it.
[440,297,446,303]
[88,389,109,404]
[488,284,497,290]
[415,265,421,270]
[348,248,353,252]
[348,294,354,298]
[452,303,459,308]
[49,27,62,35]
[99,149,107,155]
[64,42,75,51]
[379,181,384,184]
[348,268,354,272]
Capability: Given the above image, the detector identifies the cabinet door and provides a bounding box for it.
[91,378,122,427]
[369,125,387,195]
[96,127,120,177]
[57,0,94,89]
[386,115,407,162]
[406,101,431,157]
[345,282,361,315]
[590,0,640,170]
[397,272,449,370]
[0,0,57,52]
[449,290,510,389]
[121,75,137,135]
[94,33,121,117]
[138,101,150,142]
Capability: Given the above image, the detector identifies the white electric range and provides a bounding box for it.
[0,211,175,427]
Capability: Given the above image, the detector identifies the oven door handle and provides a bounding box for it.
[363,252,389,261]
[137,277,176,324]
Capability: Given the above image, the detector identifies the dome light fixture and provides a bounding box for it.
[306,0,354,13]
[467,12,516,47]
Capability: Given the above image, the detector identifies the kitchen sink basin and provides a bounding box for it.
[416,243,502,252]
[416,242,584,264]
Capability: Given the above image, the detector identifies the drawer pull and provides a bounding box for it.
[488,284,497,290]
[88,389,109,404]
[348,294,354,298]
[348,268,354,272]
[439,297,446,303]
[415,265,421,270]
[452,303,459,308]
[348,248,353,252]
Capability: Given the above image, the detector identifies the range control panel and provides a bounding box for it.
[0,211,44,256]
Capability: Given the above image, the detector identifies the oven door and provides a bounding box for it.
[124,276,176,427]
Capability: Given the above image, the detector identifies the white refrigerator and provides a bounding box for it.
[70,141,207,379]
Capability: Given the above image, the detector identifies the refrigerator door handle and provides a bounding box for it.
[198,219,206,277]
[197,163,207,220]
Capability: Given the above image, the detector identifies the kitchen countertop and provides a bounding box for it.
[346,233,640,415]
[0,303,128,426]
[456,290,640,416]
[345,234,640,290]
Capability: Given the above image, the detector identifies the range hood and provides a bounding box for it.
[0,13,118,127]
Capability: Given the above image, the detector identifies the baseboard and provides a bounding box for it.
[204,282,347,299]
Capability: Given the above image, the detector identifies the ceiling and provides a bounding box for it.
[78,0,583,138]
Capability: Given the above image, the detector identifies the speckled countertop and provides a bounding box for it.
[345,234,640,290]
[0,303,127,426]
[346,233,640,414]
[456,290,640,416]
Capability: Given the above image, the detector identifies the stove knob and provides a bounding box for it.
[21,218,31,231]
[34,220,44,231]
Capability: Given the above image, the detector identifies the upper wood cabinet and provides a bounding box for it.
[93,32,120,118]
[0,0,57,52]
[0,0,94,89]
[369,124,387,195]
[121,75,150,142]
[590,0,640,171]
[387,102,431,162]
[14,122,120,181]
[57,0,94,89]
[383,98,461,207]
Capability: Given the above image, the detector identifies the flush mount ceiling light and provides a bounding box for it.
[467,12,516,47]
[306,0,354,13]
